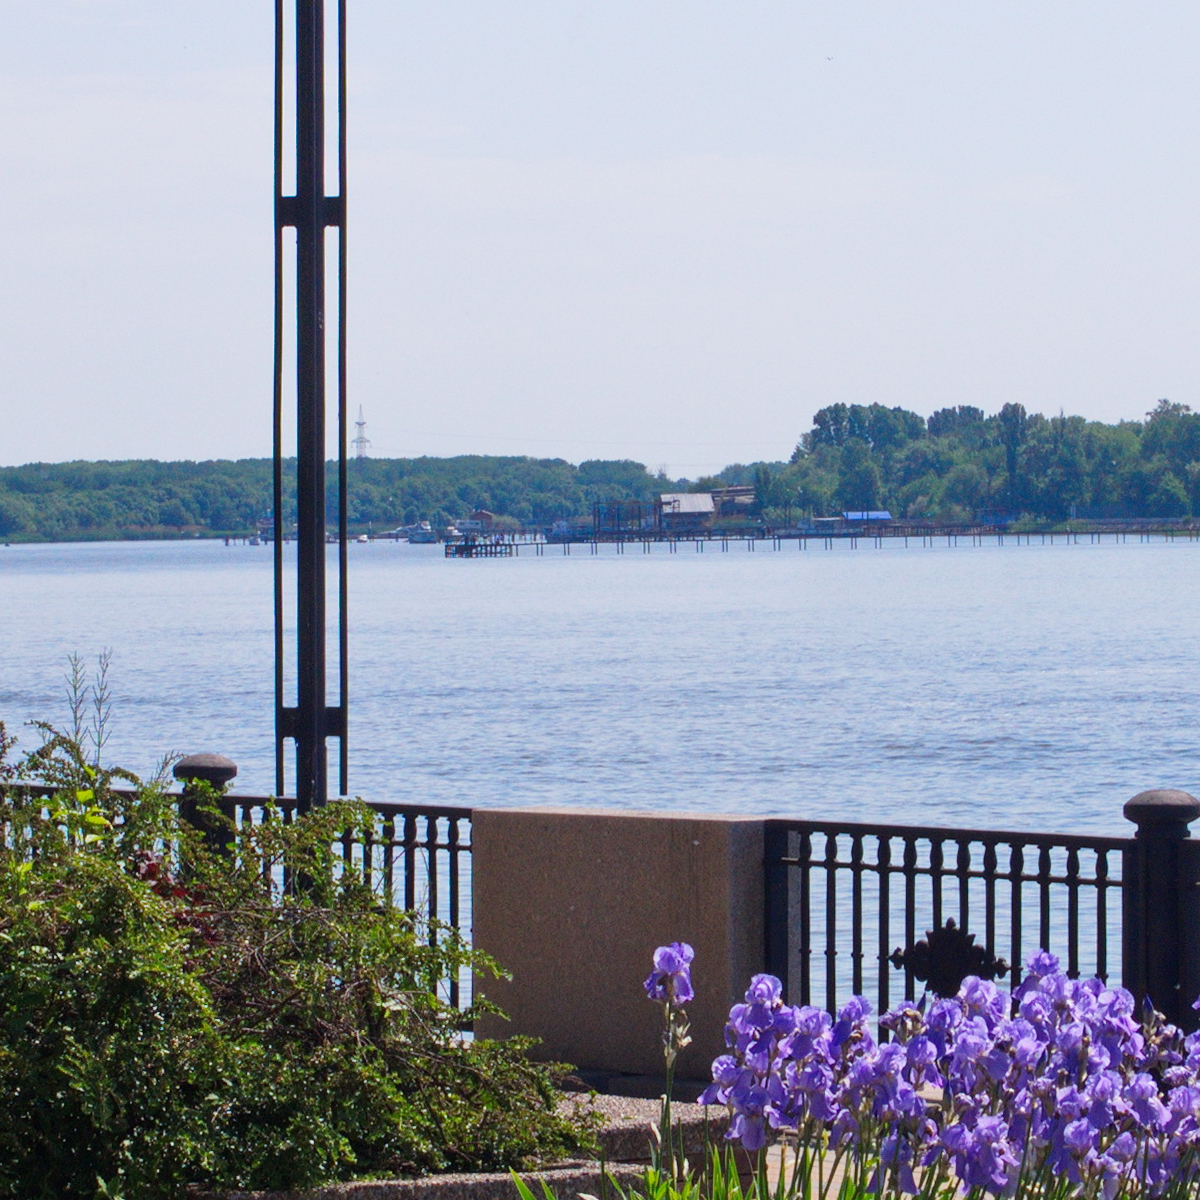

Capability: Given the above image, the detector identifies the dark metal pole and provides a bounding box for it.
[294,0,327,814]
[272,0,286,797]
[337,0,350,798]
[275,0,348,812]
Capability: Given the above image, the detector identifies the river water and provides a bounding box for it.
[1,536,1196,837]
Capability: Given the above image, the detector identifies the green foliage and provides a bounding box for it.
[542,1145,867,1200]
[0,727,592,1200]
[782,399,1200,522]
[0,456,673,542]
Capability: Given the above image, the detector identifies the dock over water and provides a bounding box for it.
[445,541,515,558]
[439,525,1200,558]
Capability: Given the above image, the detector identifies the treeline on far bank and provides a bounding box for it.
[760,399,1200,524]
[0,456,671,541]
[1,399,1199,541]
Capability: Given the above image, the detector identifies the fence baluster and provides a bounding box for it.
[851,834,865,996]
[825,832,840,1015]
[361,815,374,891]
[799,830,812,1006]
[448,818,461,1009]
[1096,850,1110,982]
[426,815,440,943]
[1010,844,1025,988]
[957,839,971,931]
[903,838,918,1003]
[930,839,944,931]
[404,814,417,912]
[983,841,997,962]
[764,822,792,995]
[877,837,891,1023]
[381,814,396,904]
[1066,846,1080,978]
[1038,845,1053,956]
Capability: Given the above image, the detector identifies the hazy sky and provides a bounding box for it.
[2,2,1198,475]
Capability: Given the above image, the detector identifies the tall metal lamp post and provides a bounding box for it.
[273,0,349,812]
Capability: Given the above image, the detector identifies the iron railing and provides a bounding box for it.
[764,818,1129,1020]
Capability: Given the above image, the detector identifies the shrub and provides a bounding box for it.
[0,726,592,1199]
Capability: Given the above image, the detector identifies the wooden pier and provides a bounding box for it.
[470,527,1200,557]
[428,521,1200,559]
[445,541,515,558]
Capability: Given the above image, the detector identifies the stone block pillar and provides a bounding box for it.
[472,807,765,1081]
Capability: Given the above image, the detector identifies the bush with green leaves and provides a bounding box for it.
[0,725,593,1199]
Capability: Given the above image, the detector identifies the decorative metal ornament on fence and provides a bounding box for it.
[273,0,349,811]
[889,918,1009,998]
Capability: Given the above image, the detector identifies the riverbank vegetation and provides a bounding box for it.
[0,456,668,541]
[0,726,592,1199]
[3,401,1200,541]
[772,399,1200,525]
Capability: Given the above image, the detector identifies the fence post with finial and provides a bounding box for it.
[174,753,238,859]
[1122,788,1200,1029]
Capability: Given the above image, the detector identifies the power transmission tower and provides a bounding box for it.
[352,405,371,459]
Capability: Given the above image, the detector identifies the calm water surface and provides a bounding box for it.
[1,537,1197,836]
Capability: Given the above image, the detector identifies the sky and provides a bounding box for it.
[1,2,1199,477]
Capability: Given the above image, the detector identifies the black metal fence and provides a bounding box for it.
[764,820,1124,1014]
[764,792,1200,1029]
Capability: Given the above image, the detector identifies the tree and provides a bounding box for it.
[941,463,991,514]
[811,404,851,448]
[997,403,1029,507]
[927,406,985,439]
[835,439,883,511]
[0,492,32,536]
[810,403,924,452]
[1142,401,1200,478]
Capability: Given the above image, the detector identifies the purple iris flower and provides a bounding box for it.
[903,1034,944,1088]
[868,1135,918,1196]
[945,1115,1018,1194]
[783,1006,832,1060]
[745,973,782,1006]
[644,941,694,1006]
[925,997,964,1054]
[961,976,1007,1027]
[727,1081,772,1151]
[832,995,872,1050]
[1127,1072,1171,1130]
[1027,949,1061,979]
[698,1054,750,1106]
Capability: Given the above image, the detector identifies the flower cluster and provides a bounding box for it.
[699,952,1200,1198]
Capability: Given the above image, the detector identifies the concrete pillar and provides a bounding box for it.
[472,807,765,1081]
